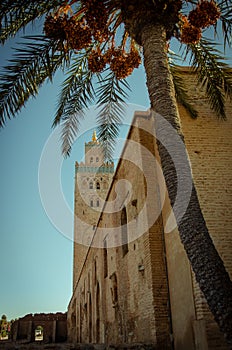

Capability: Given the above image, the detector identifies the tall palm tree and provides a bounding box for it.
[1,0,232,345]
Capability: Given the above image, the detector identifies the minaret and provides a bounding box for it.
[73,131,114,289]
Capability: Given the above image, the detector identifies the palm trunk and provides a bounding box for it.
[140,22,232,346]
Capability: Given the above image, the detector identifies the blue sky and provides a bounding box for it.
[0,17,232,321]
[0,31,150,320]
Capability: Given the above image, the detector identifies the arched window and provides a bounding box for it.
[89,182,93,189]
[96,182,100,190]
[90,200,93,207]
[121,207,128,256]
[96,157,99,162]
[96,200,100,207]
[90,157,93,163]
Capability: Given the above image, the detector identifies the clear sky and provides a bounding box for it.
[0,27,150,320]
[0,18,231,321]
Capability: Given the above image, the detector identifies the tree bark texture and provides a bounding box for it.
[141,22,232,347]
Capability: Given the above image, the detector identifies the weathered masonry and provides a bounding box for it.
[72,131,114,290]
[68,68,232,349]
[10,313,67,343]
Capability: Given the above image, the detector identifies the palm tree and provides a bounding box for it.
[1,0,232,346]
[0,315,7,338]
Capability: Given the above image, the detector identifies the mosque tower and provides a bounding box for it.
[73,131,114,289]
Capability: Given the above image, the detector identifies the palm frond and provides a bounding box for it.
[216,0,232,48]
[60,111,85,158]
[53,52,94,126]
[96,71,130,160]
[170,65,198,119]
[186,38,232,119]
[168,49,198,118]
[55,53,96,156]
[0,35,69,127]
[0,0,64,43]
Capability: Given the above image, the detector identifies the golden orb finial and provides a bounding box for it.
[92,130,97,142]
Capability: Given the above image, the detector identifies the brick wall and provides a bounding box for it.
[68,114,172,346]
[178,68,232,349]
[68,70,232,349]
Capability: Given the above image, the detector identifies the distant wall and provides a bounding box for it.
[11,313,67,343]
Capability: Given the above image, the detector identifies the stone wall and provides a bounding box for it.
[68,114,172,347]
[68,69,232,349]
[11,313,67,343]
[178,68,232,349]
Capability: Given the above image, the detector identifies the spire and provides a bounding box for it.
[92,130,97,142]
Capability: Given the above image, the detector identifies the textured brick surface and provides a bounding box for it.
[69,69,232,349]
[178,68,232,349]
[69,117,171,347]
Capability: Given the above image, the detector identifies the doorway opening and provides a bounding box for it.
[35,325,43,341]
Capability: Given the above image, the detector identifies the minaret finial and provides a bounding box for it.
[92,130,97,142]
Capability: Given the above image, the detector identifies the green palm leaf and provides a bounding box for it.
[0,35,69,127]
[186,38,232,119]
[217,0,232,48]
[53,52,95,126]
[96,71,131,160]
[0,0,64,43]
[168,51,198,119]
[60,111,85,158]
[171,65,198,119]
[54,54,96,156]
